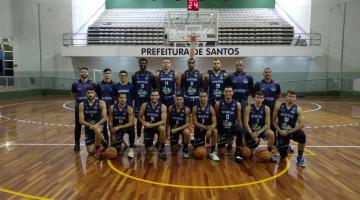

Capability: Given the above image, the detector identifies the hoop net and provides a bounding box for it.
[186,33,201,49]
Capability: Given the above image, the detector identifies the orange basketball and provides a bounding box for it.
[103,147,118,160]
[240,146,252,159]
[254,146,272,163]
[194,146,208,159]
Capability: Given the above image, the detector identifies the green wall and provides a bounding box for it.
[106,0,275,9]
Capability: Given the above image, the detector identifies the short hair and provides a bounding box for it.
[86,87,96,92]
[287,89,297,95]
[119,70,128,76]
[199,90,208,96]
[79,67,88,71]
[151,89,160,94]
[213,58,220,62]
[103,68,111,73]
[175,92,184,98]
[224,85,233,90]
[162,57,171,62]
[255,90,264,96]
[139,58,148,64]
[264,67,272,71]
[188,58,195,64]
[118,93,127,97]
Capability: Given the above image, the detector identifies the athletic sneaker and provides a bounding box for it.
[234,151,243,163]
[135,138,141,145]
[128,148,135,158]
[159,150,167,159]
[209,152,220,161]
[297,156,306,167]
[183,152,190,158]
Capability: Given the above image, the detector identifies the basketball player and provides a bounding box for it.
[113,70,134,106]
[96,68,114,145]
[138,89,167,159]
[192,91,219,161]
[226,60,253,114]
[78,88,107,159]
[244,90,276,161]
[168,93,191,158]
[273,89,306,167]
[203,58,227,106]
[109,93,135,158]
[132,58,156,145]
[156,58,181,107]
[71,67,96,151]
[215,86,244,162]
[181,58,202,109]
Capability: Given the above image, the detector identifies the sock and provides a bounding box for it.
[211,145,215,153]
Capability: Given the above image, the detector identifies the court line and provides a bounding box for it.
[62,101,74,111]
[107,158,290,189]
[307,145,360,148]
[0,188,51,200]
[303,102,321,113]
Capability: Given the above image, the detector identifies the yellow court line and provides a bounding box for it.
[107,158,290,189]
[0,188,52,200]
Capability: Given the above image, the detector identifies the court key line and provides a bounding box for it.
[107,158,290,189]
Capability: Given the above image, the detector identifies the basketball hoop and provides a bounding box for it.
[186,33,201,49]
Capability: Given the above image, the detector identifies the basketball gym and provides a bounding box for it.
[0,0,359,199]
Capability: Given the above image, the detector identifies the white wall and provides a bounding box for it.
[276,0,312,33]
[72,0,105,34]
[0,0,13,37]
[9,0,74,77]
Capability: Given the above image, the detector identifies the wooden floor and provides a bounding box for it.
[0,96,360,200]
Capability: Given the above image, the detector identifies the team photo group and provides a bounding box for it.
[71,57,306,167]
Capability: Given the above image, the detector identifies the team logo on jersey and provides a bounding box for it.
[291,109,296,114]
[271,87,277,92]
[243,79,248,84]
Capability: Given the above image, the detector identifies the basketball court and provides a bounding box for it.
[1,0,360,199]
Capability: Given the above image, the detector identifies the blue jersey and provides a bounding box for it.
[113,82,134,106]
[96,80,114,109]
[169,105,186,129]
[183,69,201,97]
[227,72,253,101]
[133,70,153,100]
[159,70,176,97]
[71,79,96,109]
[253,80,281,107]
[195,104,212,126]
[277,103,298,130]
[249,104,266,132]
[208,70,225,101]
[218,99,238,129]
[83,99,102,125]
[144,103,162,123]
[112,103,129,127]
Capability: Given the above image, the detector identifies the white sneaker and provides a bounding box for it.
[128,148,135,158]
[209,152,220,161]
[135,138,141,145]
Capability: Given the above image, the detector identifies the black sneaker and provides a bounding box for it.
[159,150,167,159]
[234,151,243,163]
[74,142,80,151]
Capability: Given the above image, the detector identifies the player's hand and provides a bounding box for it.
[170,128,177,134]
[110,127,117,134]
[206,129,212,137]
[144,122,152,128]
[278,130,288,136]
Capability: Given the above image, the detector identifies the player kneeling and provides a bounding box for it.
[109,93,135,158]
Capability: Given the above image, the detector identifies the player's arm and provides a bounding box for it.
[214,101,220,116]
[155,71,160,89]
[180,73,185,92]
[202,73,209,91]
[199,72,204,89]
[176,107,191,132]
[244,105,252,134]
[252,82,260,97]
[167,105,173,132]
[95,100,108,128]
[275,83,281,100]
[248,75,254,97]
[272,103,286,136]
[138,103,147,125]
[192,106,205,129]
[71,83,77,99]
[150,104,167,127]
[176,72,181,92]
[150,72,157,89]
[109,105,115,133]
[236,102,243,129]
[287,106,305,135]
[208,106,217,130]
[79,103,92,128]
[254,106,270,135]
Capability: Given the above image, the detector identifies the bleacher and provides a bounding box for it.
[87,8,294,46]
